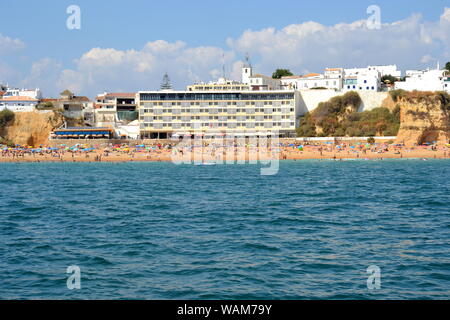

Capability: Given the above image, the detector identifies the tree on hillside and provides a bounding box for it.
[0,109,15,128]
[367,137,376,144]
[381,74,398,84]
[445,62,450,72]
[272,69,293,79]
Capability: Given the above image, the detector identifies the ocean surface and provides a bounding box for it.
[0,159,449,300]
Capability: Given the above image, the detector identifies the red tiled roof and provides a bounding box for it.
[302,73,321,78]
[281,76,301,79]
[72,96,90,102]
[105,92,136,98]
[249,74,273,79]
[0,96,38,101]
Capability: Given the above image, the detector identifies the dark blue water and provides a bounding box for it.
[0,160,449,299]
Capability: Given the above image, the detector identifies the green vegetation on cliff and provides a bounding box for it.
[0,109,15,146]
[0,109,15,129]
[297,91,400,137]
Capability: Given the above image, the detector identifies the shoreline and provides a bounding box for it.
[1,150,448,163]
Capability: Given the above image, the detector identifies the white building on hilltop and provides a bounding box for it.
[345,65,401,78]
[343,69,381,92]
[280,68,344,91]
[241,58,282,90]
[248,73,282,90]
[343,65,402,92]
[0,87,42,112]
[395,68,449,93]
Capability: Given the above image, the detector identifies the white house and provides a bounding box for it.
[343,68,381,92]
[248,74,282,90]
[241,60,282,90]
[395,68,449,92]
[280,68,343,91]
[0,88,42,112]
[368,65,402,78]
[345,65,401,78]
[342,65,403,92]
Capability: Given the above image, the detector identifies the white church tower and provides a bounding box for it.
[242,53,252,84]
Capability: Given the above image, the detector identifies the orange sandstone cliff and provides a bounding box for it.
[394,92,450,146]
[2,111,64,146]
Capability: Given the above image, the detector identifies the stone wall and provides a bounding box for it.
[297,89,388,115]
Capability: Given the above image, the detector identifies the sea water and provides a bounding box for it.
[0,160,449,299]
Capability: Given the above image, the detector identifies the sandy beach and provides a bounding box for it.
[1,143,448,163]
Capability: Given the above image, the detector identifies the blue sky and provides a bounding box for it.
[1,0,450,96]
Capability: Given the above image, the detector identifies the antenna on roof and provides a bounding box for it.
[221,53,226,79]
[244,52,252,68]
[160,73,172,90]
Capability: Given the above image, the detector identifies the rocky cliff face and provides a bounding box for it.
[395,92,450,146]
[2,111,64,146]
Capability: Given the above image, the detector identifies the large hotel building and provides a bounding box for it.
[137,74,300,139]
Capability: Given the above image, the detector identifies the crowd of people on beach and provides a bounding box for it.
[0,140,449,163]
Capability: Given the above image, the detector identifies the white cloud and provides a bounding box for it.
[0,33,25,54]
[420,54,433,63]
[5,8,450,97]
[228,13,448,75]
[21,58,62,94]
[0,60,22,85]
[56,40,236,96]
[0,34,25,86]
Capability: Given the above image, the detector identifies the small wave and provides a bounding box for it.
[243,242,281,252]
